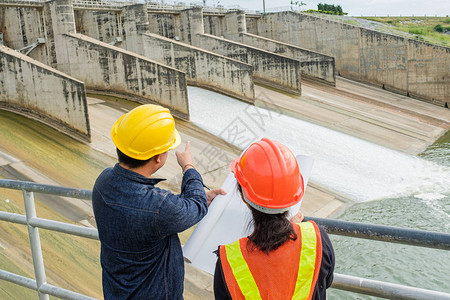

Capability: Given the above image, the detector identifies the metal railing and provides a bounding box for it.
[0,179,450,299]
[0,180,97,300]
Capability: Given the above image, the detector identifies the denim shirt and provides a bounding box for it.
[92,164,208,300]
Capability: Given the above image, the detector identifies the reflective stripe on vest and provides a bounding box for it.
[221,221,321,300]
[293,222,317,299]
[225,239,263,300]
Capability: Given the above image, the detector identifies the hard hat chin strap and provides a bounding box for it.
[241,191,290,215]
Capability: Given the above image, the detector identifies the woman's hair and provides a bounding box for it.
[238,185,297,254]
[116,148,151,169]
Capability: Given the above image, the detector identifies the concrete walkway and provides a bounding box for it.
[255,77,450,155]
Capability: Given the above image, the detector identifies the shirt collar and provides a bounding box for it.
[113,163,166,185]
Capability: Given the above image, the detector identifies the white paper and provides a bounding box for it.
[182,155,314,274]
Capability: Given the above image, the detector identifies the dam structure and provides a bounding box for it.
[0,0,450,299]
[0,0,449,144]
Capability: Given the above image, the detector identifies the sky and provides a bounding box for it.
[197,0,450,17]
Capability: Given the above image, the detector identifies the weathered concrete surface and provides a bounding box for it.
[195,33,302,94]
[74,9,121,45]
[0,0,190,120]
[0,45,90,142]
[50,0,189,119]
[240,33,335,85]
[406,40,450,107]
[74,4,255,103]
[180,7,302,95]
[147,11,180,39]
[64,33,190,119]
[142,33,255,103]
[204,11,336,86]
[255,77,450,155]
[0,4,48,63]
[251,11,450,107]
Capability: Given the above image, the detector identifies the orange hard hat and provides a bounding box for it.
[230,138,304,214]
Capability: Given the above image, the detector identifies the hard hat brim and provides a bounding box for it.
[169,129,182,151]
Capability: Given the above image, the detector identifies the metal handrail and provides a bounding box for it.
[0,179,449,299]
[305,216,450,250]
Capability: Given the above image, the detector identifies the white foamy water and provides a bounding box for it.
[188,87,450,202]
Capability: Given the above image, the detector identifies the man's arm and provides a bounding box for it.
[156,141,226,236]
[157,167,208,236]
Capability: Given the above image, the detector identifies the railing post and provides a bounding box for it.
[23,190,49,300]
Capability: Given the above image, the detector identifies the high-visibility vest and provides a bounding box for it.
[219,221,322,300]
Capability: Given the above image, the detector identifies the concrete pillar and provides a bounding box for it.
[121,4,149,54]
[44,0,76,73]
[223,10,247,40]
[179,7,204,46]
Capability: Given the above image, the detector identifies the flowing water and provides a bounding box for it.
[187,87,450,298]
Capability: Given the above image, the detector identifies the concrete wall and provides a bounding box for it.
[64,33,189,119]
[73,5,255,102]
[407,40,450,107]
[142,32,255,102]
[240,33,335,85]
[0,45,90,142]
[75,10,121,45]
[0,0,190,119]
[253,12,450,106]
[203,14,225,37]
[54,1,189,119]
[221,11,335,86]
[181,8,301,94]
[0,4,49,65]
[196,33,301,94]
[147,11,181,39]
[245,16,259,34]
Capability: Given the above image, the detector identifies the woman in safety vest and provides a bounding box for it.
[214,138,335,300]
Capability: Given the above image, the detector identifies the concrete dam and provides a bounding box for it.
[1,0,450,299]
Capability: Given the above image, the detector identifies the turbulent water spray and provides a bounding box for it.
[188,87,450,202]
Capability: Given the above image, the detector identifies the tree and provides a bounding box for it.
[317,3,345,15]
[434,24,443,33]
[317,2,324,11]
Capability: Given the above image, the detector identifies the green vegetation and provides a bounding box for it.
[303,2,348,15]
[321,3,346,15]
[343,19,359,26]
[359,16,450,46]
[434,24,443,32]
[317,3,342,14]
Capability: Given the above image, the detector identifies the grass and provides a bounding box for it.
[359,16,450,46]
[343,19,359,26]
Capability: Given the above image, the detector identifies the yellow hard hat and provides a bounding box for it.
[111,104,181,160]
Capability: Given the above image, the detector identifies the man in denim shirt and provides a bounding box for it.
[93,104,225,299]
